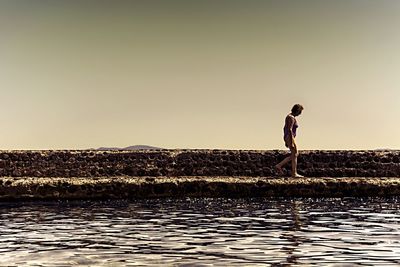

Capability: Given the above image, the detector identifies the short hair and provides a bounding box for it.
[291,104,304,114]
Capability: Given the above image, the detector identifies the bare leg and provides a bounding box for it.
[291,150,303,178]
[275,155,292,175]
[276,156,291,168]
[291,152,298,177]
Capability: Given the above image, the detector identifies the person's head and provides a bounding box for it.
[291,104,304,116]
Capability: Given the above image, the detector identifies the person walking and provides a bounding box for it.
[275,104,304,177]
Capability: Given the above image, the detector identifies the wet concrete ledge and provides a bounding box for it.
[1,176,400,200]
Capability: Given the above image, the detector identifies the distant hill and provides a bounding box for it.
[95,145,163,151]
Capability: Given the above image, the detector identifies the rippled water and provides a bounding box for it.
[0,198,399,266]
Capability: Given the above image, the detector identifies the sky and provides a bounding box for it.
[0,0,399,150]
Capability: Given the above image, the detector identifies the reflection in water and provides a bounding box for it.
[0,198,399,266]
[280,200,302,266]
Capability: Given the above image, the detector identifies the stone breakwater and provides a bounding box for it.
[0,149,399,199]
[0,149,399,178]
[0,177,400,200]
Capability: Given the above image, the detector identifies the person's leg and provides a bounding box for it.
[275,153,292,174]
[290,148,303,178]
[275,137,294,175]
[276,156,291,169]
[291,149,298,177]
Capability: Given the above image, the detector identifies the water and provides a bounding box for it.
[0,198,399,266]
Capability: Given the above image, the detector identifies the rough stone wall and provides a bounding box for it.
[1,177,400,200]
[0,150,399,178]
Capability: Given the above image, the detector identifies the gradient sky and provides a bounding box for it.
[0,0,399,150]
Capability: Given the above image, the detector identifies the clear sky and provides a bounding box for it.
[0,0,399,150]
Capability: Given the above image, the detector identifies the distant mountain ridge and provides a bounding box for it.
[95,145,163,151]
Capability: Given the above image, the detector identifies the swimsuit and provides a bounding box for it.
[283,116,298,138]
[283,116,298,150]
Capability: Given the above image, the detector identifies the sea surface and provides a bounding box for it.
[0,197,399,266]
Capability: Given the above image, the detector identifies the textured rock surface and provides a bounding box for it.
[0,149,399,199]
[0,176,399,200]
[0,149,399,178]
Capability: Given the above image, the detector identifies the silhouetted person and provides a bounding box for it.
[275,104,304,177]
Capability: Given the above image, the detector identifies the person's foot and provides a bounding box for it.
[292,173,304,178]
